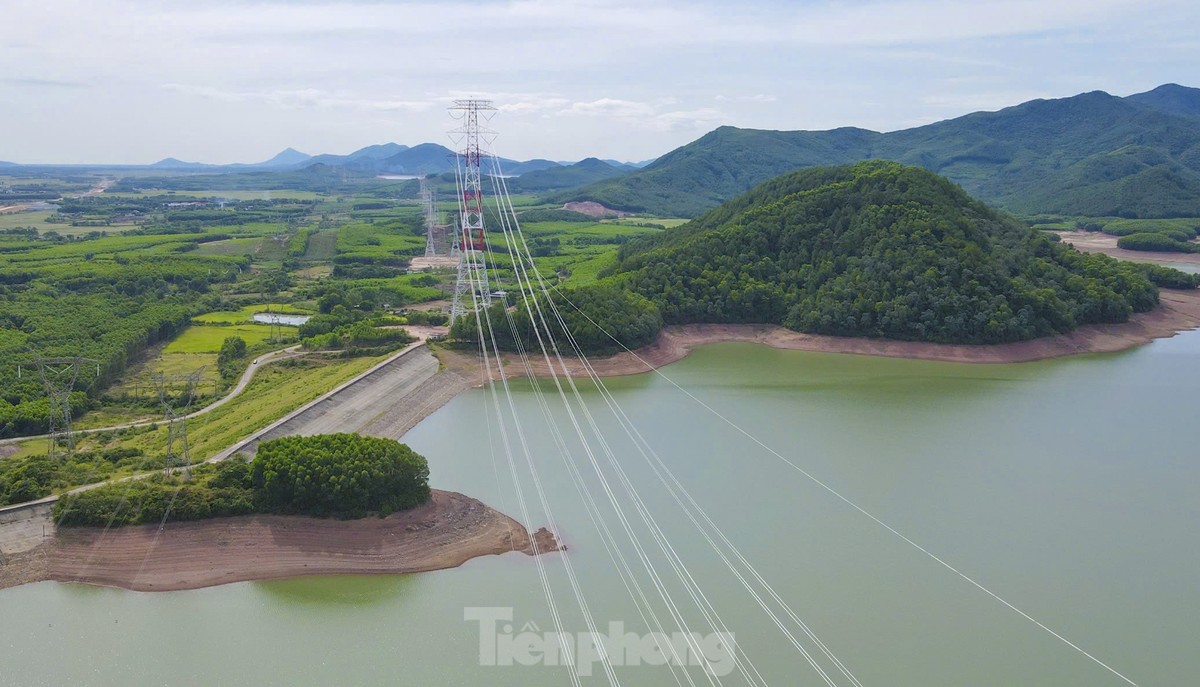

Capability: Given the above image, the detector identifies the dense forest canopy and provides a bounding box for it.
[0,250,246,437]
[253,433,430,517]
[608,161,1182,344]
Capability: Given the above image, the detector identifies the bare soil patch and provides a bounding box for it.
[563,201,630,218]
[2,490,557,592]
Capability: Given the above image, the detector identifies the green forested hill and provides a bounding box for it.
[558,87,1200,219]
[609,162,1171,344]
[1127,83,1200,119]
[507,158,629,192]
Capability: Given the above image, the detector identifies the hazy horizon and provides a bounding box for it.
[3,0,1199,165]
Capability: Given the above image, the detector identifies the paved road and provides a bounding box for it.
[212,343,468,459]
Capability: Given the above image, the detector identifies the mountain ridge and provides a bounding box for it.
[557,85,1200,218]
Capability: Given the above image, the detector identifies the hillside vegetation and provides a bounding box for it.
[609,162,1178,344]
[557,86,1200,219]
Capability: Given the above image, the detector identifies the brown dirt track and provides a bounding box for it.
[2,490,557,592]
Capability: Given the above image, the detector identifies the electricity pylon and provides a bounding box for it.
[19,355,99,460]
[153,368,205,477]
[449,99,497,325]
[421,177,439,257]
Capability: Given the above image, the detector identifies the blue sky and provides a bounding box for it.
[2,0,1197,164]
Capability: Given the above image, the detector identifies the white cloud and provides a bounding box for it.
[1,0,1197,163]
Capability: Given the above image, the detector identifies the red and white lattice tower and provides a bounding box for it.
[449,99,496,324]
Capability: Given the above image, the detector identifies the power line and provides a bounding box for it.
[19,354,100,460]
[153,368,205,477]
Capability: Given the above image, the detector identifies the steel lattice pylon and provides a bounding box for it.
[449,99,497,325]
[24,355,99,459]
[153,368,205,477]
[421,177,439,257]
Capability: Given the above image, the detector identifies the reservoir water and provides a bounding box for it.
[3,331,1199,685]
[252,313,310,326]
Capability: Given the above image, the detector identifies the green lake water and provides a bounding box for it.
[3,331,1199,686]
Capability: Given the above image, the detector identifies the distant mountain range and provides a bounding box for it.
[507,157,633,193]
[2,140,653,179]
[556,83,1200,219]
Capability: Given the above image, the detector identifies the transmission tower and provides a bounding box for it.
[20,355,99,459]
[449,99,496,325]
[153,368,205,477]
[265,304,283,342]
[421,177,439,257]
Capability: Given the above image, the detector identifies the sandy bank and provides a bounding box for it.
[1,490,557,593]
[1053,230,1200,266]
[436,288,1200,379]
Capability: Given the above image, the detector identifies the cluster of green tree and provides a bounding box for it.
[1134,263,1200,288]
[301,320,413,352]
[1117,232,1200,253]
[554,87,1200,219]
[0,448,148,507]
[0,227,40,240]
[253,434,430,516]
[608,162,1190,345]
[50,434,431,525]
[52,466,257,526]
[286,227,315,257]
[217,336,248,379]
[450,283,662,355]
[571,234,638,246]
[398,309,450,326]
[528,236,561,257]
[1105,225,1197,240]
[516,208,595,223]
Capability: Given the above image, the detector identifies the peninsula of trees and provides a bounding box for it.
[52,433,431,526]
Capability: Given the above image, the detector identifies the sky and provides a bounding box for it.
[2,0,1198,165]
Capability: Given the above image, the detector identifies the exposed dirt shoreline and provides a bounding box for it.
[1053,230,1200,265]
[0,490,558,593]
[437,288,1200,380]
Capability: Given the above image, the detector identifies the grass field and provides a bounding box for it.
[488,219,662,286]
[72,354,387,467]
[336,221,426,258]
[194,237,261,255]
[0,210,59,233]
[163,324,286,354]
[104,352,223,401]
[304,229,339,260]
[8,352,388,482]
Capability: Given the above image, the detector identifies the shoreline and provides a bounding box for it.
[1052,230,1200,266]
[436,287,1200,380]
[0,490,558,593]
[5,288,1199,593]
